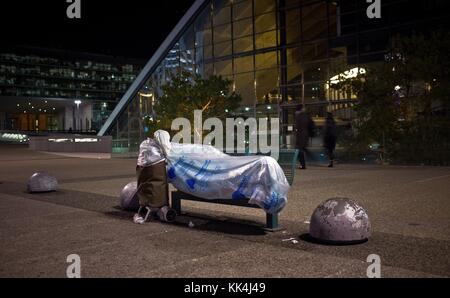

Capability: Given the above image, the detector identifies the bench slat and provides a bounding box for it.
[172,191,260,209]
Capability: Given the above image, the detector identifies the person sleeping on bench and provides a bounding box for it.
[153,130,290,215]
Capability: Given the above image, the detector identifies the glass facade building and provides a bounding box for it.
[99,0,450,152]
[0,46,143,132]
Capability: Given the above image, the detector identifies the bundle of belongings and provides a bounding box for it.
[133,136,176,224]
[133,130,290,224]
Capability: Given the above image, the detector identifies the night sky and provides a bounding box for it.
[0,0,196,59]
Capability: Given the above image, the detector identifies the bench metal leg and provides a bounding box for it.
[172,197,181,215]
[264,213,283,232]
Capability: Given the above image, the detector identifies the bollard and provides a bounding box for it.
[309,198,371,244]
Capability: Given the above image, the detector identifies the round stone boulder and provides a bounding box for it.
[120,181,140,211]
[309,198,371,244]
[27,172,58,193]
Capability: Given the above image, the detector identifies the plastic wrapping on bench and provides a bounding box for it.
[154,130,289,214]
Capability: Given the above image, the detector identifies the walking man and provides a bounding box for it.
[323,112,337,168]
[294,104,316,169]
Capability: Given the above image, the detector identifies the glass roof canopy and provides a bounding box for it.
[98,0,209,137]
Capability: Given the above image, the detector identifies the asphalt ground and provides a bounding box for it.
[0,144,449,277]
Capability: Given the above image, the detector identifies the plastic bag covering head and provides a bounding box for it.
[154,130,171,155]
[137,138,165,167]
[156,130,290,214]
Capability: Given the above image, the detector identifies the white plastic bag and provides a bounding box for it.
[154,130,289,214]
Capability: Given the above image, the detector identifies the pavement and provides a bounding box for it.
[0,144,449,277]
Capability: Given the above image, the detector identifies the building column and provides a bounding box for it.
[278,0,288,147]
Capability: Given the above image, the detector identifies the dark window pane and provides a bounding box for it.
[180,25,195,50]
[286,84,302,102]
[286,47,302,84]
[195,5,211,30]
[302,41,328,62]
[285,9,301,44]
[287,47,301,66]
[304,82,326,103]
[284,0,301,9]
[304,61,328,83]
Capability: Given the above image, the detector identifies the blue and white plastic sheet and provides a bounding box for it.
[154,130,289,214]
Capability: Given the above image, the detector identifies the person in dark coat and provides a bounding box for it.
[294,104,316,169]
[323,112,337,168]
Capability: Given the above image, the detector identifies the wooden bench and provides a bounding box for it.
[171,149,299,231]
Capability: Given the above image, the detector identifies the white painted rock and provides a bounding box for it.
[27,172,58,193]
[120,181,140,211]
[309,198,371,243]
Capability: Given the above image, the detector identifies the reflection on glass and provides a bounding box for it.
[255,31,277,49]
[233,0,252,20]
[233,18,253,38]
[234,72,255,106]
[213,23,232,43]
[195,28,212,47]
[255,0,276,16]
[256,68,278,103]
[234,36,253,53]
[214,3,231,26]
[105,0,412,150]
[255,51,277,70]
[286,8,301,44]
[214,41,232,57]
[215,59,233,76]
[255,12,276,33]
[234,55,254,73]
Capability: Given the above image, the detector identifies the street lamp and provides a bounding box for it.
[74,100,82,131]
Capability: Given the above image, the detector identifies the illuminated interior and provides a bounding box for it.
[102,0,430,152]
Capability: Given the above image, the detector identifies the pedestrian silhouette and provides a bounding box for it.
[323,112,337,168]
[294,105,316,169]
